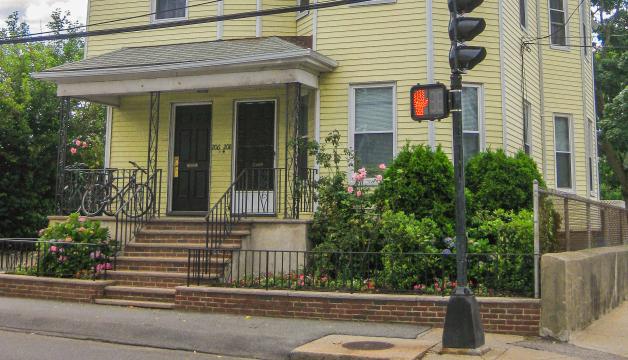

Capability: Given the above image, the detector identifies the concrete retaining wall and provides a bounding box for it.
[540,245,628,341]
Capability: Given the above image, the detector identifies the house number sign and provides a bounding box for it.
[211,144,232,153]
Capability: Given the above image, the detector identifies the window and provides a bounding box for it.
[297,0,310,18]
[582,17,590,56]
[350,85,395,177]
[462,85,482,163]
[523,101,532,154]
[154,0,187,21]
[520,0,527,28]
[549,0,567,46]
[554,115,573,189]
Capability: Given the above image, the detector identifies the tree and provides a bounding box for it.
[591,0,628,201]
[0,11,105,237]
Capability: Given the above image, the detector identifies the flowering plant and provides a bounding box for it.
[33,213,115,279]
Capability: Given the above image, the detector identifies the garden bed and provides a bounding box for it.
[0,274,114,303]
[175,286,541,336]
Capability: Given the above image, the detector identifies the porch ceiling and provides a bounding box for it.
[32,37,337,106]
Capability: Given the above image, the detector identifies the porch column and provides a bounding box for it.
[147,92,160,175]
[55,97,71,215]
[284,83,303,219]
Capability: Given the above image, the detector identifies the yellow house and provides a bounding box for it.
[33,0,597,307]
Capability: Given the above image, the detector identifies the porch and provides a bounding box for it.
[35,36,335,237]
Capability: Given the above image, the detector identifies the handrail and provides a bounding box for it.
[205,169,249,249]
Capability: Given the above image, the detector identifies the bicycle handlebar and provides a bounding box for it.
[128,161,148,174]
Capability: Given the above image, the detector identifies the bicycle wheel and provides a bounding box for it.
[102,184,120,216]
[123,184,154,218]
[81,184,108,217]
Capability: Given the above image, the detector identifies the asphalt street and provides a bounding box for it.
[0,329,251,360]
[0,297,428,359]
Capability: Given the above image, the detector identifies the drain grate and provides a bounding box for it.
[342,341,395,351]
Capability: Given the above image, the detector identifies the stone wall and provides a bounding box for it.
[540,245,628,341]
[175,287,540,336]
[0,274,113,303]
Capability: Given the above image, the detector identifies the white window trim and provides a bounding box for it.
[548,0,570,50]
[587,118,596,196]
[523,100,532,154]
[348,82,397,185]
[350,0,396,7]
[151,0,189,24]
[519,0,528,31]
[296,0,309,20]
[553,114,575,191]
[462,83,485,155]
[580,0,590,60]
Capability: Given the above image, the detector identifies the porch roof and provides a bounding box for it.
[32,37,336,106]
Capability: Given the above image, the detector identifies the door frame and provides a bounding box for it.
[167,101,213,215]
[231,98,279,183]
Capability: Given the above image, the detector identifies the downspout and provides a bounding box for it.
[536,0,547,178]
[498,0,509,152]
[256,0,262,37]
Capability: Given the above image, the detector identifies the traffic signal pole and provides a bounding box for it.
[441,0,486,352]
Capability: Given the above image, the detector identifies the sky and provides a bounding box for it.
[0,0,87,33]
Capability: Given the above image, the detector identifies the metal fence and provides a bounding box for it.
[534,180,628,253]
[187,249,535,297]
[0,239,112,279]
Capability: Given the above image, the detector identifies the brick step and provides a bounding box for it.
[106,270,190,288]
[135,229,250,243]
[94,298,174,309]
[103,285,175,303]
[124,243,240,257]
[115,256,231,273]
[145,223,251,231]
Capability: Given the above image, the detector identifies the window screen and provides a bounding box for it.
[156,0,186,20]
[549,0,567,46]
[554,116,572,188]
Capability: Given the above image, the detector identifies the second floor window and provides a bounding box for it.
[462,85,483,163]
[155,0,187,21]
[350,84,395,177]
[549,0,567,46]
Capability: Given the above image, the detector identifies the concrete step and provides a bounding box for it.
[106,270,190,288]
[116,256,231,273]
[103,285,175,302]
[135,229,250,243]
[94,298,174,309]
[124,243,240,257]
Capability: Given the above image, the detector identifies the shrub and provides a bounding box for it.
[35,213,114,278]
[465,150,544,213]
[467,209,535,296]
[373,144,455,237]
[380,211,442,289]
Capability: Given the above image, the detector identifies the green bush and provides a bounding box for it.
[35,213,114,278]
[373,144,455,237]
[467,209,535,296]
[465,150,544,213]
[380,211,442,290]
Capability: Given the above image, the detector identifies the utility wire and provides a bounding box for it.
[0,0,373,45]
[5,0,221,39]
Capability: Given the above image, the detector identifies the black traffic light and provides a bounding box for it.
[410,83,450,121]
[448,0,486,72]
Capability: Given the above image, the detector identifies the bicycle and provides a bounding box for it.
[81,161,154,218]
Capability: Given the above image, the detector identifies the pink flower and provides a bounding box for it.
[58,256,68,262]
[70,147,77,155]
[81,141,88,148]
[38,228,45,236]
[351,172,358,181]
[74,139,81,146]
[50,245,57,253]
[347,186,354,194]
[104,263,113,270]
[378,163,386,170]
[358,167,367,175]
[375,175,383,183]
[356,190,363,197]
[90,251,102,259]
[78,216,87,222]
[356,172,366,182]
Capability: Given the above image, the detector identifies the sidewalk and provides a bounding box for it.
[570,301,628,358]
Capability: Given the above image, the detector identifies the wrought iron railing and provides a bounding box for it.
[205,167,317,249]
[0,238,113,280]
[57,165,162,265]
[187,249,535,297]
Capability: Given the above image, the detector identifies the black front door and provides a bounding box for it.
[172,105,211,212]
[235,101,276,185]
